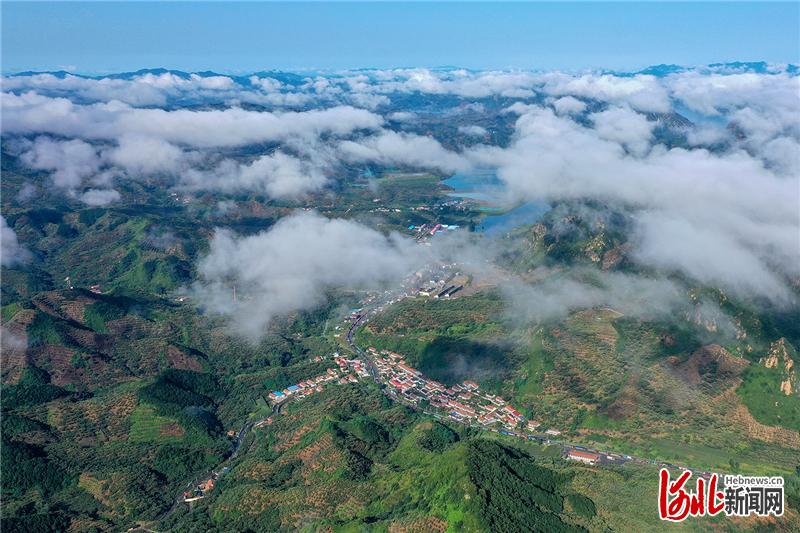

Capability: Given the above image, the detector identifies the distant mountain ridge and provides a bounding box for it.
[6,61,799,79]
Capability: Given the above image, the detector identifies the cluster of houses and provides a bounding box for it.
[268,368,344,404]
[407,222,460,239]
[333,355,371,380]
[267,355,368,404]
[368,348,542,433]
[89,284,104,294]
[183,466,230,502]
[418,284,463,299]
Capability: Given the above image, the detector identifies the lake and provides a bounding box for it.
[443,170,549,235]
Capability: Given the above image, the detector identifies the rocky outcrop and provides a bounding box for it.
[760,338,797,397]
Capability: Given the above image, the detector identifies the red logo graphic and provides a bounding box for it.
[659,468,725,521]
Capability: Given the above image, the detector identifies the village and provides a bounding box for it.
[370,348,531,430]
[366,348,643,467]
[182,307,692,505]
[262,346,573,457]
[267,353,369,404]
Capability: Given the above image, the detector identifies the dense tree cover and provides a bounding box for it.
[357,291,522,392]
[211,507,282,533]
[26,312,65,346]
[0,438,69,498]
[1,512,72,533]
[418,421,460,452]
[83,300,126,333]
[566,493,597,519]
[1,366,70,409]
[140,369,223,411]
[786,470,800,511]
[466,440,587,533]
[342,448,374,481]
[3,154,799,533]
[264,459,301,488]
[325,414,397,480]
[0,365,232,529]
[1,412,50,437]
[153,445,225,485]
[115,466,174,520]
[77,207,107,227]
[139,369,227,440]
[10,208,64,230]
[118,254,191,294]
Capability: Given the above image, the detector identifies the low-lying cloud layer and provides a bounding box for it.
[4,65,797,205]
[192,211,433,339]
[503,270,688,324]
[3,64,798,314]
[474,103,798,305]
[1,216,32,267]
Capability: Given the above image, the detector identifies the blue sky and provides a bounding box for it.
[3,2,798,74]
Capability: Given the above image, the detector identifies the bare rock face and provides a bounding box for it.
[760,338,797,397]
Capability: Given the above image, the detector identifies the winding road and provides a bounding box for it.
[134,269,712,532]
[134,402,285,531]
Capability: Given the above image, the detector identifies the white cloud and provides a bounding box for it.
[249,76,284,92]
[2,72,239,107]
[346,92,390,110]
[339,130,469,173]
[387,111,417,122]
[537,72,671,112]
[632,212,789,303]
[1,216,32,268]
[20,136,102,189]
[686,123,730,147]
[668,72,800,117]
[550,96,586,116]
[504,270,688,324]
[181,151,328,198]
[192,211,432,338]
[4,68,799,282]
[760,136,800,176]
[2,73,168,106]
[358,69,540,98]
[589,106,655,156]
[79,188,121,206]
[2,92,385,199]
[1,325,27,352]
[668,71,800,174]
[2,92,383,148]
[468,105,800,304]
[458,125,488,138]
[15,183,38,204]
[106,135,187,176]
